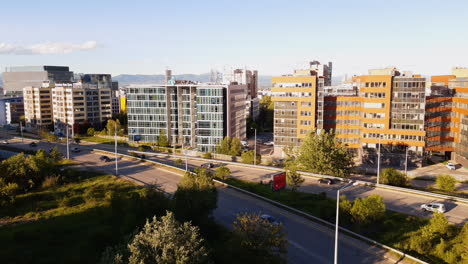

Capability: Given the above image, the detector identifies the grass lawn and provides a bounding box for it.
[0,170,169,264]
[79,136,129,146]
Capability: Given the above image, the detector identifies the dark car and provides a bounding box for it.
[99,155,111,162]
[260,214,280,226]
[201,163,214,169]
[29,142,37,147]
[318,178,335,185]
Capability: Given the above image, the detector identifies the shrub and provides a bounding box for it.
[436,174,457,192]
[174,159,184,167]
[215,166,231,180]
[87,127,95,136]
[42,176,61,189]
[241,150,261,165]
[380,168,408,186]
[350,194,386,224]
[203,152,213,159]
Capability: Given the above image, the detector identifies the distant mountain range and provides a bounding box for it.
[113,73,273,88]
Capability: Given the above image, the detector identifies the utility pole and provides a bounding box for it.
[185,144,188,171]
[334,181,355,264]
[66,124,70,160]
[115,127,118,176]
[376,135,381,185]
[20,121,24,142]
[254,129,257,166]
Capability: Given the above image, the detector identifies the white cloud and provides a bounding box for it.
[0,41,98,55]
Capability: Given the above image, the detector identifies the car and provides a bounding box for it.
[29,142,37,147]
[1,140,8,144]
[99,155,111,162]
[260,214,280,225]
[201,163,214,169]
[421,202,446,213]
[71,147,80,153]
[241,141,249,147]
[446,162,456,170]
[242,147,249,152]
[318,178,335,185]
[264,141,274,146]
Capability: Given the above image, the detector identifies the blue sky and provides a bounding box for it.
[1,0,468,77]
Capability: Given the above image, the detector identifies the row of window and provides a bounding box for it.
[363,133,423,141]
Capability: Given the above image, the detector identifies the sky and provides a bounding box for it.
[1,0,468,77]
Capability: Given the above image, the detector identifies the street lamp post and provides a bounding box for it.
[20,121,24,142]
[376,135,382,185]
[66,124,70,160]
[334,181,356,264]
[115,127,118,176]
[254,128,257,166]
[405,146,409,175]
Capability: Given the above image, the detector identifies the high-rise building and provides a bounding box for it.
[127,82,247,152]
[23,84,53,129]
[3,66,73,96]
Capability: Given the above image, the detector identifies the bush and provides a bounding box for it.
[215,167,231,180]
[41,176,61,189]
[436,174,457,192]
[87,127,95,136]
[174,159,184,167]
[99,128,108,136]
[241,150,261,165]
[350,194,386,224]
[203,152,213,159]
[380,168,408,186]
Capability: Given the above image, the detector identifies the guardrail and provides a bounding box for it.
[95,148,429,264]
[128,149,468,204]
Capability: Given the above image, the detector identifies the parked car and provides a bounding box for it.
[99,155,111,162]
[260,214,280,226]
[241,141,249,147]
[264,141,274,146]
[421,202,446,213]
[318,178,335,185]
[201,163,214,169]
[446,162,456,170]
[29,142,37,147]
[71,147,80,153]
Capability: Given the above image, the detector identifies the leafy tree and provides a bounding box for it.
[217,136,232,155]
[297,130,353,178]
[230,137,243,156]
[232,213,287,263]
[380,168,408,186]
[87,127,95,136]
[173,170,217,224]
[286,166,304,193]
[107,120,122,136]
[100,128,108,136]
[157,130,169,147]
[436,174,457,192]
[50,146,63,163]
[241,150,261,165]
[350,194,386,224]
[0,178,20,206]
[102,211,209,264]
[215,166,231,180]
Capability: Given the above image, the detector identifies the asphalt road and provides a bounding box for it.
[5,138,401,264]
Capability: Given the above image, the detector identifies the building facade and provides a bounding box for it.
[0,97,24,125]
[23,85,53,128]
[127,83,247,152]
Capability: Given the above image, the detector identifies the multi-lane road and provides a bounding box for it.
[4,138,408,264]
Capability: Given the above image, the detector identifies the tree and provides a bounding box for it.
[217,136,232,155]
[297,130,354,178]
[230,137,242,156]
[157,130,169,147]
[100,128,108,136]
[436,174,457,192]
[102,211,209,264]
[50,146,63,163]
[107,120,122,136]
[173,170,217,224]
[232,213,287,263]
[380,168,408,186]
[87,127,95,136]
[350,194,386,224]
[215,166,231,180]
[286,166,304,193]
[241,150,261,165]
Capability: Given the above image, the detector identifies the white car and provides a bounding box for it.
[241,141,249,147]
[421,202,446,213]
[446,162,456,170]
[264,141,274,146]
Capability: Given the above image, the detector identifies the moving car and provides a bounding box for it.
[29,142,37,147]
[71,147,80,153]
[421,202,446,213]
[241,141,249,147]
[260,214,280,226]
[446,162,456,170]
[99,155,111,162]
[1,140,8,144]
[201,163,214,169]
[318,178,335,185]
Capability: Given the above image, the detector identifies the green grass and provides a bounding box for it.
[79,136,128,146]
[0,170,170,264]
